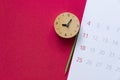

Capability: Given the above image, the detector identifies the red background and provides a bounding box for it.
[0,0,86,80]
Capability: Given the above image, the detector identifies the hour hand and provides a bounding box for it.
[62,24,67,27]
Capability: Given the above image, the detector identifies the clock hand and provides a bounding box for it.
[62,19,72,27]
[66,19,72,27]
[62,24,67,27]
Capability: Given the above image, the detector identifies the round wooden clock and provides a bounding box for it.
[54,12,80,38]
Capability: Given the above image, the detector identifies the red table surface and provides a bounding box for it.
[0,0,86,80]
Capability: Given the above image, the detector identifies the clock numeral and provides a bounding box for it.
[65,33,67,36]
[59,32,62,34]
[56,22,58,25]
[67,14,70,17]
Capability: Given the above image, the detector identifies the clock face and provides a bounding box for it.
[54,12,80,38]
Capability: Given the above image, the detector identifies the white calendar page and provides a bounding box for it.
[67,0,120,80]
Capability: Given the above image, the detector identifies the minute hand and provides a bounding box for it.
[67,19,72,27]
